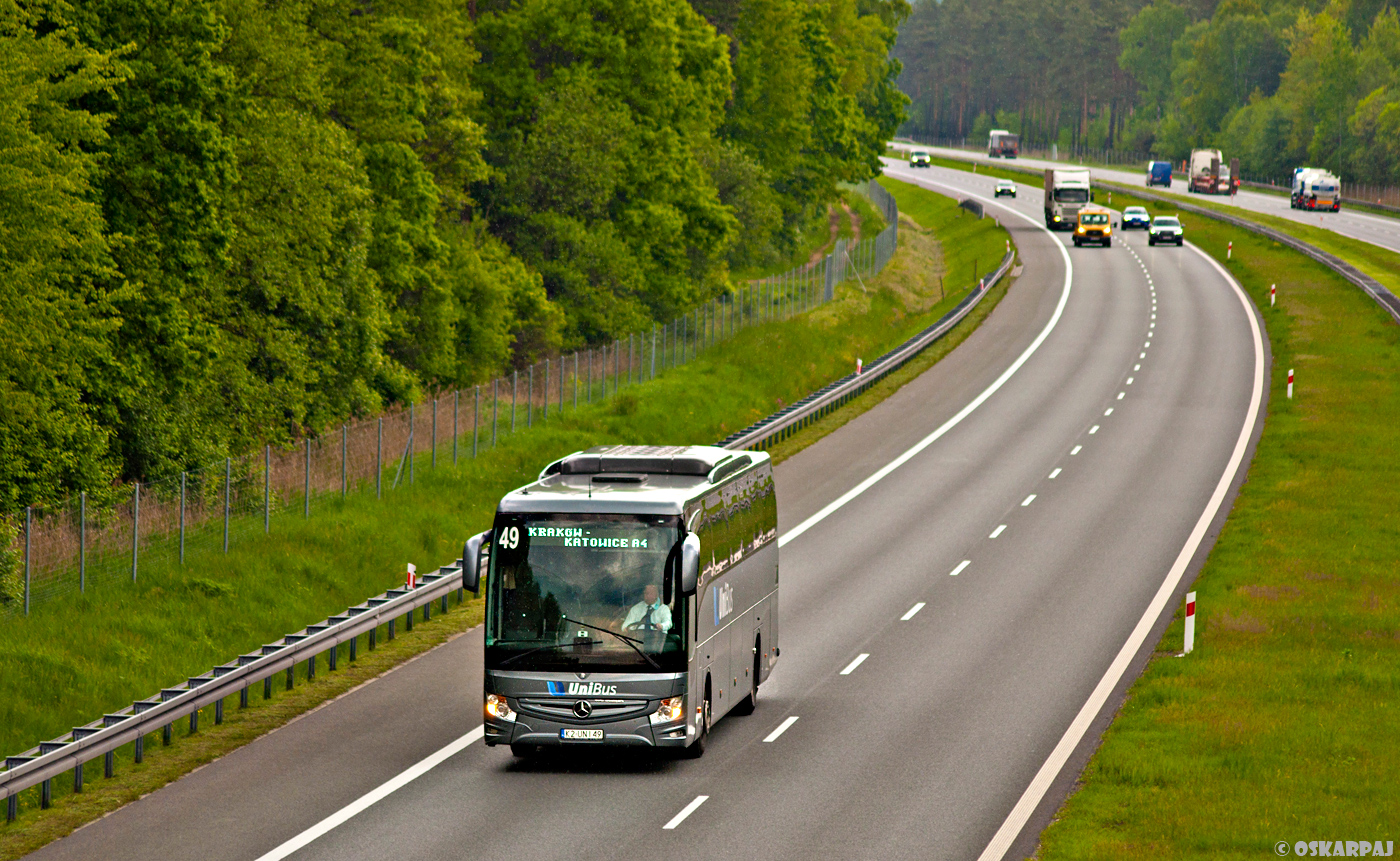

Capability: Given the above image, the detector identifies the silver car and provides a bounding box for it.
[1147,215,1184,246]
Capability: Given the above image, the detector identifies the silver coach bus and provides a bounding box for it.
[462,445,779,758]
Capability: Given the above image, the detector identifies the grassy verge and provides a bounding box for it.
[1032,188,1400,856]
[0,178,1013,857]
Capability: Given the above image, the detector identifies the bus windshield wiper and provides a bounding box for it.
[560,616,661,670]
[498,639,602,666]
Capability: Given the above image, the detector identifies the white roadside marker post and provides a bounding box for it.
[1227,241,1232,260]
[1288,369,1294,399]
[1270,283,1276,306]
[1183,591,1196,654]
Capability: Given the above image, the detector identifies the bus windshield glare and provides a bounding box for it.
[485,513,687,672]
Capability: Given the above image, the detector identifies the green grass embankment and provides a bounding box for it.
[1032,189,1400,857]
[0,178,1013,858]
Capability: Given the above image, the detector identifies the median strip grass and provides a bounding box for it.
[1031,188,1400,857]
[0,177,1012,858]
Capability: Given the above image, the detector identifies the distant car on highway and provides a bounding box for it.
[1073,205,1113,247]
[1148,215,1184,246]
[1122,206,1150,229]
[994,179,1017,197]
[910,150,931,168]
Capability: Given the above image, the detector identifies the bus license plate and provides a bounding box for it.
[561,729,603,741]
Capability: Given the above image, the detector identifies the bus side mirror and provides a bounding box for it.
[462,530,491,594]
[680,533,700,595]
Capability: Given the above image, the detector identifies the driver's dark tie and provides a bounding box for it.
[643,605,653,630]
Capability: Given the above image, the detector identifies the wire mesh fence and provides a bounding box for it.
[2,181,900,618]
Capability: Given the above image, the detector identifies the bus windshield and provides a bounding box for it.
[485,513,687,672]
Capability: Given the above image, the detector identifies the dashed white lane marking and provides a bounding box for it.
[1145,341,1151,347]
[901,602,926,621]
[664,796,710,829]
[949,560,971,577]
[763,716,800,743]
[1021,494,1036,507]
[1071,445,1082,455]
[1104,408,1114,416]
[253,726,485,860]
[1089,425,1100,434]
[839,654,870,675]
[1048,468,1062,479]
[1134,364,1140,370]
[989,524,1007,538]
[1140,352,1146,359]
[1126,377,1134,384]
[1118,392,1125,399]
[977,241,1266,861]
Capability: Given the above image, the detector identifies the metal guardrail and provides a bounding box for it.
[2,565,465,819]
[902,151,1400,327]
[719,249,1016,452]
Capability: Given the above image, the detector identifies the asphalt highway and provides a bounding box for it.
[913,143,1400,255]
[28,163,1266,861]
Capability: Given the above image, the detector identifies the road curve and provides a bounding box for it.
[910,143,1400,255]
[27,164,1265,861]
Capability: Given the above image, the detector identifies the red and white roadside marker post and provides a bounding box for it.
[1270,283,1276,307]
[1183,591,1196,654]
[1288,369,1294,399]
[406,562,417,589]
[856,358,863,376]
[1227,241,1233,260]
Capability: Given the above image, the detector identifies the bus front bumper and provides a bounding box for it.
[484,716,691,748]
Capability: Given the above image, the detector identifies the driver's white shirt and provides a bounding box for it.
[622,600,672,632]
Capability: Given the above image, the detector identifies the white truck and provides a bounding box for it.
[989,129,1019,158]
[1044,168,1092,230]
[1291,167,1341,211]
[1188,149,1239,195]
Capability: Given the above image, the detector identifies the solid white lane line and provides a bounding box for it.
[950,560,971,576]
[1071,445,1082,455]
[664,795,710,829]
[901,602,927,621]
[1048,468,1062,479]
[989,524,1007,538]
[777,175,1076,550]
[840,654,870,675]
[254,726,485,861]
[1089,425,1100,434]
[1021,494,1036,507]
[976,240,1266,861]
[763,716,800,742]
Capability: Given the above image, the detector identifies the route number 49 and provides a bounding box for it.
[500,526,521,549]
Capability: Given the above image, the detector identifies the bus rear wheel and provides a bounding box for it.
[732,639,760,716]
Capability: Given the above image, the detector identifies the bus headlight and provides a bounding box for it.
[485,693,516,722]
[650,696,684,724]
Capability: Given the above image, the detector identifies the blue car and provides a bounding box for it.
[1122,206,1151,229]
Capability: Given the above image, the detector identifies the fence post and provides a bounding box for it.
[512,371,518,432]
[574,352,579,409]
[178,475,185,566]
[559,356,564,415]
[544,359,550,421]
[131,483,139,582]
[473,386,480,458]
[527,366,533,428]
[223,458,230,553]
[492,378,499,447]
[264,444,271,533]
[304,439,311,518]
[23,506,30,616]
[342,425,347,497]
[651,326,657,379]
[431,398,438,468]
[376,418,383,498]
[453,391,459,465]
[80,491,87,589]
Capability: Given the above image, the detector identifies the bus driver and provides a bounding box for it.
[622,585,672,634]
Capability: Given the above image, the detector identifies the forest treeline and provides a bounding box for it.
[895,0,1400,183]
[0,0,908,513]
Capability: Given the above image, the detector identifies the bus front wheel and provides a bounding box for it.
[684,682,712,758]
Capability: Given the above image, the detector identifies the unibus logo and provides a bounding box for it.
[713,582,734,625]
[547,681,618,696]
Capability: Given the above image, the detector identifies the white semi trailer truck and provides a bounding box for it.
[1044,168,1092,230]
